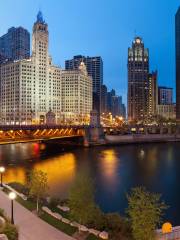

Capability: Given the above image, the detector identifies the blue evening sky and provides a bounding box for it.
[0,0,179,104]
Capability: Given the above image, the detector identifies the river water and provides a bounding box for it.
[0,142,179,225]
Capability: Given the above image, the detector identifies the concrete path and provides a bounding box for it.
[0,190,75,240]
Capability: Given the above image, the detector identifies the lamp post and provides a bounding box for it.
[0,166,5,188]
[9,192,16,224]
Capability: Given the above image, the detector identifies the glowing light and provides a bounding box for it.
[0,166,5,173]
[40,144,46,150]
[9,192,16,200]
[162,222,172,234]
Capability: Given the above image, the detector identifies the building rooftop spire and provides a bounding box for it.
[37,11,45,24]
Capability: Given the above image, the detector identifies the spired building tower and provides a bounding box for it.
[31,11,55,122]
[128,37,149,121]
[175,7,180,120]
[0,12,92,125]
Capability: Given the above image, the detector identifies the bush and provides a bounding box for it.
[48,197,60,209]
[105,213,132,240]
[3,223,18,240]
[87,206,106,230]
[0,209,5,218]
[9,182,29,195]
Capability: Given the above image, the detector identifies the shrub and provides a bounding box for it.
[3,223,18,240]
[87,206,106,230]
[48,197,60,209]
[0,209,5,218]
[105,213,133,240]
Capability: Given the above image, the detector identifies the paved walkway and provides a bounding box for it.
[0,190,74,240]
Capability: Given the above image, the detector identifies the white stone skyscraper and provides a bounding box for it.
[0,12,92,125]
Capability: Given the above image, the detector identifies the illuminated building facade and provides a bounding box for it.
[0,12,92,125]
[61,62,92,124]
[157,104,176,120]
[65,55,103,113]
[148,71,158,117]
[128,37,149,121]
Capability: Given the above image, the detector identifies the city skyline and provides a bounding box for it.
[0,0,179,105]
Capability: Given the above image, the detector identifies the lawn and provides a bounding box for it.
[16,196,36,211]
[40,212,77,236]
[50,206,70,219]
[86,234,101,240]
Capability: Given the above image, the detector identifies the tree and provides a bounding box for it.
[27,170,48,213]
[126,187,168,240]
[69,173,98,225]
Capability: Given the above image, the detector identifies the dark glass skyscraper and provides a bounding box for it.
[0,27,30,61]
[65,55,103,113]
[176,7,180,120]
[128,37,149,121]
[101,84,108,113]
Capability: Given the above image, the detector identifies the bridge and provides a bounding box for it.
[0,125,86,144]
[0,124,105,146]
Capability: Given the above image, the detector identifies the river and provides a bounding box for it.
[0,142,179,225]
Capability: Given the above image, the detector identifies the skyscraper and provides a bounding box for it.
[107,89,116,113]
[176,7,180,120]
[0,27,30,61]
[0,12,92,125]
[65,55,103,113]
[101,84,108,113]
[128,37,149,121]
[158,86,173,105]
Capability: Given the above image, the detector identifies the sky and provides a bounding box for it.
[0,0,179,104]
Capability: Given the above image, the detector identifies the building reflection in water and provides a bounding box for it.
[34,153,76,196]
[99,149,119,191]
[3,152,77,197]
[4,167,26,184]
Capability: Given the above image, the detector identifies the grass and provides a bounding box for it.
[86,234,101,240]
[50,206,70,219]
[3,186,36,211]
[40,212,77,236]
[2,186,103,240]
[16,196,36,211]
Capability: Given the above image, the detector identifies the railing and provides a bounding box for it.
[157,227,180,240]
[0,124,89,131]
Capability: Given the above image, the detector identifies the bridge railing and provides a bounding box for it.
[0,124,90,131]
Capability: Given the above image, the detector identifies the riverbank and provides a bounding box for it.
[104,134,180,145]
[1,133,180,146]
[0,190,75,240]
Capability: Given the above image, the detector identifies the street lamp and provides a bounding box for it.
[0,166,5,188]
[9,192,16,224]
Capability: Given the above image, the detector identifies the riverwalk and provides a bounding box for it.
[0,190,74,240]
[105,134,180,144]
[157,226,180,240]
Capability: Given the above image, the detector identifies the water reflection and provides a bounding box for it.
[0,142,179,224]
[100,149,118,179]
[3,152,77,197]
[34,153,76,196]
[4,167,26,184]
